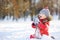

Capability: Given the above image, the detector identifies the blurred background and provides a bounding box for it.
[0,0,60,40]
[0,0,60,21]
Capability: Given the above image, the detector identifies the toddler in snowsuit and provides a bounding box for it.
[30,7,55,39]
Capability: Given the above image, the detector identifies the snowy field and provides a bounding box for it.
[0,15,60,40]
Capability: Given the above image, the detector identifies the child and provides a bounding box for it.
[30,7,55,39]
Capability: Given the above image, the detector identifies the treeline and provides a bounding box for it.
[0,0,60,20]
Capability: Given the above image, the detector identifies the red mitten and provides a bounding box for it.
[32,23,36,28]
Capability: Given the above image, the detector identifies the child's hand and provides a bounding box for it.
[32,23,36,28]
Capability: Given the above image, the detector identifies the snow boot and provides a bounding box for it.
[30,34,36,39]
[51,36,55,39]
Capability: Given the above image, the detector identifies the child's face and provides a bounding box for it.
[38,14,47,19]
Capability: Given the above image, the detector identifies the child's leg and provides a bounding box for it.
[35,27,42,39]
[30,27,42,39]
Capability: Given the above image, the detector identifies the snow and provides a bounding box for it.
[0,15,60,40]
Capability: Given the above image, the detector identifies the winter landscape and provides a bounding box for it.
[0,15,60,40]
[0,0,60,40]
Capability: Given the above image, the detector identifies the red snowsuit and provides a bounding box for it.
[32,18,49,36]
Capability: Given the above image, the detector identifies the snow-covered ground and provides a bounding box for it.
[0,15,60,40]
